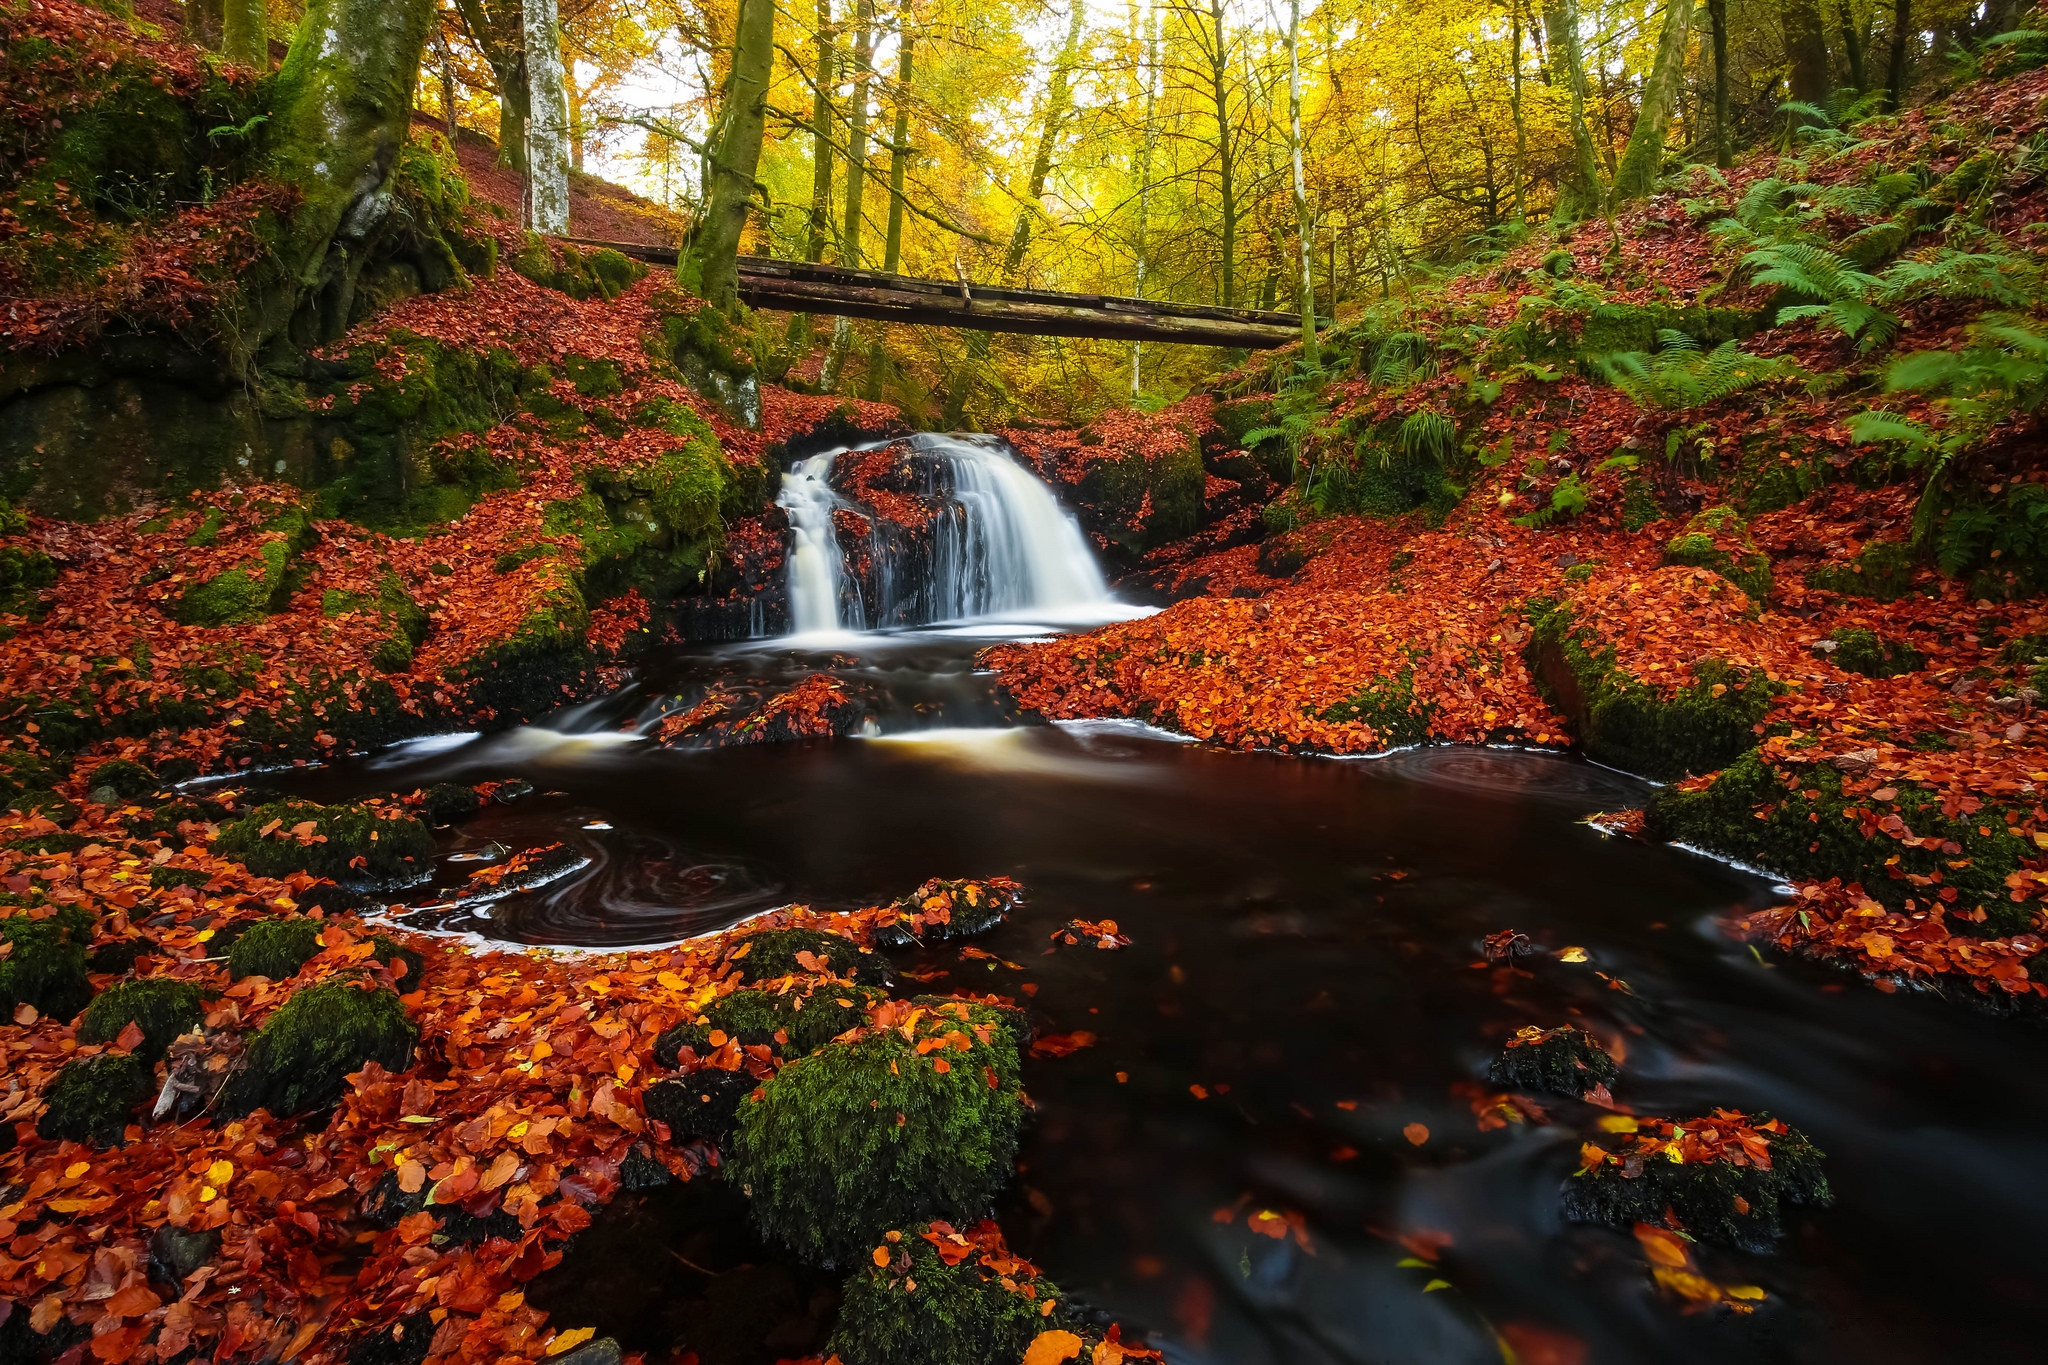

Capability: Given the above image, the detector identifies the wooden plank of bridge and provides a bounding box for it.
[567,240,1312,349]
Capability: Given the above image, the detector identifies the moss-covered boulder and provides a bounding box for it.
[416,782,482,826]
[1648,749,2038,935]
[226,917,324,981]
[171,506,315,626]
[1074,432,1204,555]
[1807,540,1923,601]
[1820,627,1924,677]
[1488,1025,1618,1097]
[0,907,94,1020]
[728,927,892,988]
[828,1224,1068,1365]
[1662,507,1772,603]
[78,978,204,1062]
[729,1001,1027,1263]
[86,758,156,801]
[222,978,418,1119]
[321,572,430,672]
[1564,1115,1832,1253]
[370,934,427,991]
[1527,603,1777,781]
[654,983,887,1066]
[214,799,433,889]
[38,1052,153,1145]
[510,235,645,301]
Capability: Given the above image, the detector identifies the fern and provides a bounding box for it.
[1596,340,1797,411]
[1397,409,1456,461]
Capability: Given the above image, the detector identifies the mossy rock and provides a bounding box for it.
[1075,434,1205,555]
[227,917,324,981]
[1488,1025,1618,1097]
[1822,627,1924,678]
[1662,508,1771,603]
[0,542,58,619]
[0,907,94,1020]
[221,978,418,1119]
[78,978,203,1062]
[214,799,434,890]
[7,789,80,824]
[1318,665,1436,746]
[1647,749,2038,935]
[1527,604,1777,781]
[827,1225,1068,1365]
[322,573,429,673]
[511,235,646,301]
[86,758,156,800]
[0,748,69,804]
[1561,1120,1831,1252]
[1807,541,1923,601]
[728,1003,1027,1263]
[642,1069,757,1144]
[729,927,891,987]
[37,1052,153,1145]
[870,879,1022,950]
[170,506,315,626]
[654,983,888,1066]
[416,783,481,826]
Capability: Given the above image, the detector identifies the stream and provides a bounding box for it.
[277,438,2046,1364]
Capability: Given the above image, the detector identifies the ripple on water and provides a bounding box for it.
[1373,745,1658,809]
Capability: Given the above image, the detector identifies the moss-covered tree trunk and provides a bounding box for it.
[1783,0,1832,111]
[185,0,223,48]
[1610,0,1695,204]
[256,0,438,353]
[452,0,529,173]
[1707,0,1731,166]
[681,0,774,316]
[1542,0,1605,220]
[222,0,267,69]
[524,0,570,234]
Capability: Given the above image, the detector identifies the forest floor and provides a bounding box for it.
[3,3,2048,1364]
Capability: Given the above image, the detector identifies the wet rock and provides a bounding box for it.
[1489,1025,1619,1097]
[418,782,483,825]
[148,1224,222,1285]
[644,1070,756,1143]
[494,778,536,804]
[360,1170,429,1228]
[550,1338,622,1365]
[869,877,1022,949]
[619,1144,674,1191]
[1562,1116,1832,1253]
[432,1206,523,1248]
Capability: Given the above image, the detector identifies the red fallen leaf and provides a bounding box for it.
[919,1222,975,1265]
[113,1020,146,1053]
[101,1283,161,1318]
[1029,1031,1096,1058]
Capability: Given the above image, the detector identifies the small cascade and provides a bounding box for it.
[776,434,1113,633]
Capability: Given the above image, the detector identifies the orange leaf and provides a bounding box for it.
[1403,1123,1429,1146]
[1632,1223,1692,1269]
[1023,1330,1085,1365]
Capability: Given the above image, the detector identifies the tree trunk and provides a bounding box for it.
[432,28,461,142]
[1884,0,1911,110]
[864,27,913,401]
[682,0,774,316]
[222,0,266,69]
[185,0,223,48]
[1509,0,1529,221]
[498,63,530,172]
[525,0,570,235]
[566,64,584,171]
[1707,0,1730,165]
[258,0,438,354]
[821,0,874,391]
[1839,1,1869,92]
[1131,0,1160,397]
[1208,0,1237,307]
[789,0,836,354]
[1611,0,1695,203]
[1784,0,1832,111]
[453,1,529,172]
[1286,0,1318,365]
[1542,0,1604,219]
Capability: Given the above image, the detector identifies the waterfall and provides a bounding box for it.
[777,434,1113,634]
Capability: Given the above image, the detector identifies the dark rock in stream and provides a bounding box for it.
[1561,1120,1834,1253]
[868,876,1022,949]
[643,1071,755,1143]
[1488,1024,1619,1097]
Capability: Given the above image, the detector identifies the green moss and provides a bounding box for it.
[0,542,58,619]
[1620,474,1663,531]
[563,354,625,399]
[729,1003,1027,1263]
[1825,627,1924,677]
[149,865,212,891]
[1562,1119,1831,1253]
[324,571,429,672]
[214,799,434,890]
[655,983,888,1066]
[1807,540,1923,601]
[828,1226,1068,1365]
[1318,665,1436,745]
[78,978,203,1062]
[442,570,592,713]
[1648,749,2038,935]
[1077,436,1205,554]
[172,506,315,626]
[1662,507,1772,603]
[86,758,156,800]
[226,917,324,981]
[0,908,94,1020]
[730,927,891,987]
[1527,603,1777,781]
[221,978,418,1119]
[37,1052,153,1145]
[511,236,646,301]
[418,782,481,825]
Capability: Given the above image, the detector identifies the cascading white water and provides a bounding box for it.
[776,434,1113,633]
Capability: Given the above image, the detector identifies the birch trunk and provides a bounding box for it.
[1286,0,1318,365]
[820,0,874,391]
[1610,0,1695,203]
[524,0,571,235]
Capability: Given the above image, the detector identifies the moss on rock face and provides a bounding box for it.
[417,783,481,826]
[1807,540,1923,601]
[323,572,430,673]
[78,978,203,1062]
[227,917,324,981]
[0,907,94,1020]
[1647,749,2038,935]
[37,1052,153,1145]
[214,799,433,890]
[654,983,888,1066]
[1527,603,1777,781]
[827,1227,1065,1365]
[642,1069,756,1144]
[728,1004,1027,1264]
[1077,436,1205,555]
[1318,666,1436,746]
[1662,507,1772,603]
[1561,1120,1831,1253]
[510,236,646,301]
[1488,1025,1618,1097]
[86,758,156,800]
[222,978,418,1119]
[171,506,316,626]
[1822,626,1924,677]
[729,927,891,988]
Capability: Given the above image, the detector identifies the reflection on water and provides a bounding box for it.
[270,627,2048,1365]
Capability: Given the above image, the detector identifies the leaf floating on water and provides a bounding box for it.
[1403,1122,1430,1146]
[1022,1329,1085,1365]
[1557,945,1590,963]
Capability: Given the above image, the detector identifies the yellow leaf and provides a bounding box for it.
[1022,1330,1084,1365]
[656,971,688,991]
[1597,1114,1639,1133]
[1422,1278,1452,1292]
[1725,1284,1768,1301]
[206,1159,234,1187]
[63,1161,89,1179]
[545,1328,596,1357]
[193,929,214,944]
[1557,945,1589,963]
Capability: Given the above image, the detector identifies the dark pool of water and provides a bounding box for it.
[276,631,2048,1365]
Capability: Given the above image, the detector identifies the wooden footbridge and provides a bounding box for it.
[571,240,1313,349]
